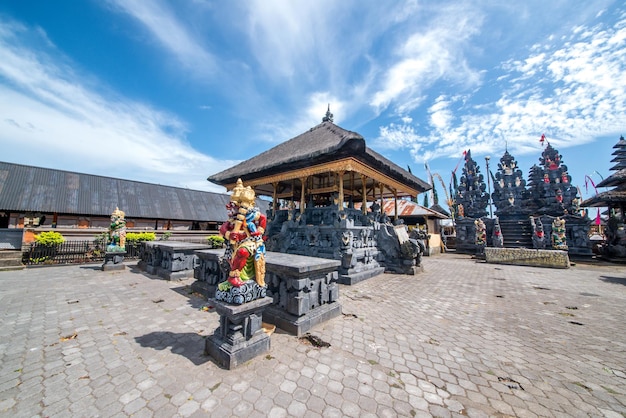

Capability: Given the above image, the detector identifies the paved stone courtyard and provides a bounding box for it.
[1,254,625,417]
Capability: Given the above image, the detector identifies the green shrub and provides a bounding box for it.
[126,232,156,243]
[207,235,225,248]
[34,231,65,246]
[159,232,172,241]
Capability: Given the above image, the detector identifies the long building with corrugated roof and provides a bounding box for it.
[0,161,265,231]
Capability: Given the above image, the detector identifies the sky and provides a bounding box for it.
[1,1,625,211]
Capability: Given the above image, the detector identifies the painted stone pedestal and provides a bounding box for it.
[205,296,272,369]
[102,252,126,271]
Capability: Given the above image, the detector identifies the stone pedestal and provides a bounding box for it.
[102,252,126,271]
[205,297,272,369]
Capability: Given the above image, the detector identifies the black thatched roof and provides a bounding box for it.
[582,188,626,207]
[208,121,431,193]
[0,161,260,222]
[429,203,450,217]
[596,169,626,188]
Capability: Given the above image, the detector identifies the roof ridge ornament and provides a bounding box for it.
[322,104,334,123]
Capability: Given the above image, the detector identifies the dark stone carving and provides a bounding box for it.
[204,297,272,369]
[530,216,546,249]
[265,204,424,283]
[453,143,591,257]
[526,143,579,216]
[102,251,126,271]
[492,218,504,248]
[492,150,529,216]
[215,279,267,305]
[194,249,341,336]
[454,150,489,219]
[137,242,209,280]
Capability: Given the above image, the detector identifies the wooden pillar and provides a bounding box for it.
[338,171,345,211]
[393,188,398,221]
[272,182,278,214]
[361,174,368,215]
[300,177,307,212]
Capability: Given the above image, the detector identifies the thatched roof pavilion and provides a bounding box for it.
[208,112,431,217]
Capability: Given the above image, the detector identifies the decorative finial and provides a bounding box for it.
[322,104,334,123]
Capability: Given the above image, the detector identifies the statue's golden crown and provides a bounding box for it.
[230,179,256,207]
[112,207,125,218]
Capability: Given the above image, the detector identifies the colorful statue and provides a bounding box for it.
[551,217,568,250]
[108,207,126,250]
[474,218,486,246]
[219,179,267,289]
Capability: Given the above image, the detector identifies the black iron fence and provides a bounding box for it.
[23,241,143,265]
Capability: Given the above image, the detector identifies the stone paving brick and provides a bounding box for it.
[1,257,626,416]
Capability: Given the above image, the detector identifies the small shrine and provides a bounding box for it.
[582,135,626,260]
[208,109,432,283]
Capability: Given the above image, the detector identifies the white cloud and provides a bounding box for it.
[0,17,233,193]
[376,8,626,168]
[369,3,483,114]
[105,0,216,78]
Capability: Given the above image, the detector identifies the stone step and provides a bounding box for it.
[0,265,25,272]
[0,257,24,268]
[0,250,22,259]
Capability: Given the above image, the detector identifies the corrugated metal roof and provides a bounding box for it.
[0,161,267,222]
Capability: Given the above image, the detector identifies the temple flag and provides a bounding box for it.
[595,208,601,226]
[540,133,546,146]
[453,151,467,174]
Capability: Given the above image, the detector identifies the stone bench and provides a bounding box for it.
[194,249,341,336]
[485,247,570,269]
[138,241,210,280]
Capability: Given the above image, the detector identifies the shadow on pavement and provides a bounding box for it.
[135,331,212,366]
[171,285,208,310]
[599,275,626,286]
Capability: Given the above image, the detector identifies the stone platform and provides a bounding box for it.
[138,241,209,280]
[485,247,570,268]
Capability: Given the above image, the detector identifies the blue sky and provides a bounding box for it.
[1,1,624,208]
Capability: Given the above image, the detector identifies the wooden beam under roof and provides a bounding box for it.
[223,157,421,199]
